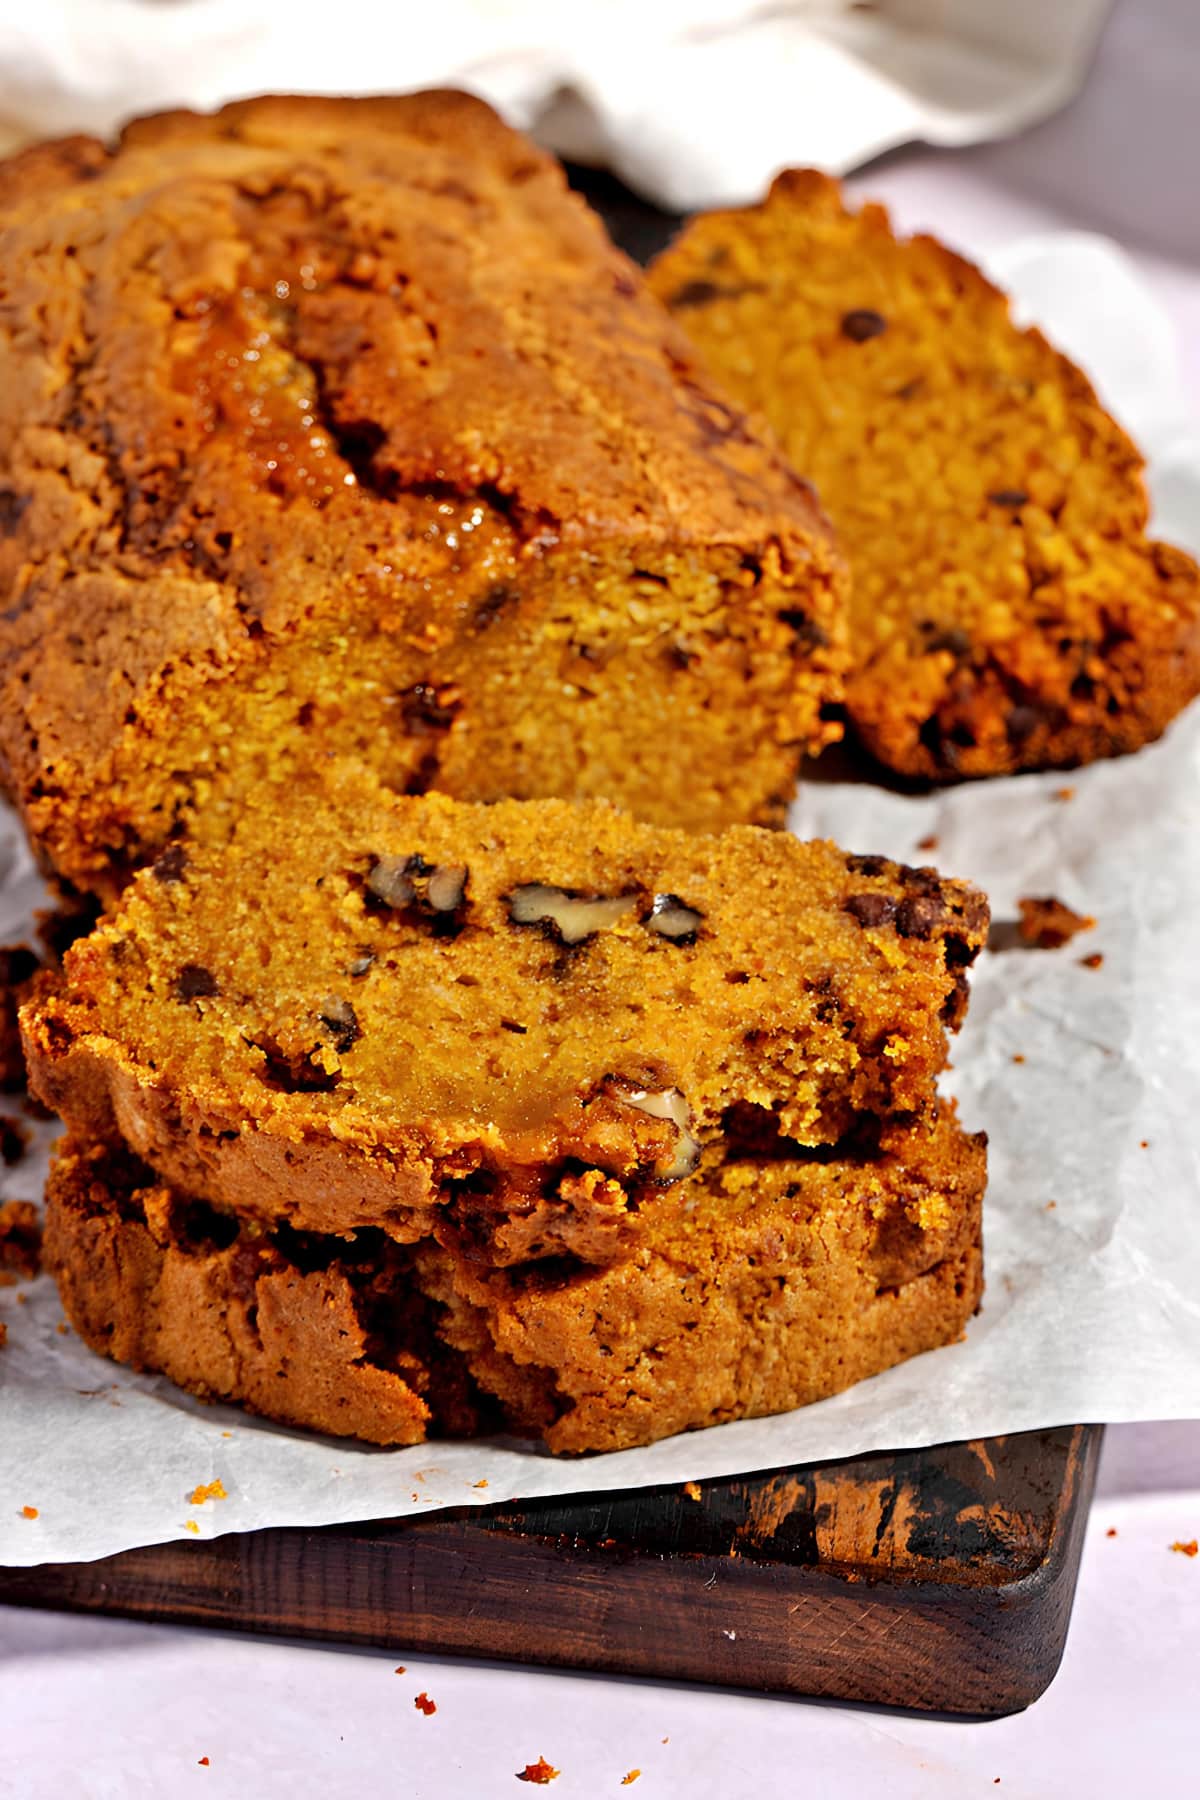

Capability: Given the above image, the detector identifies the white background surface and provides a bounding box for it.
[3,0,1200,1790]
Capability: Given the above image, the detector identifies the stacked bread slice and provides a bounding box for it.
[25,766,987,1450]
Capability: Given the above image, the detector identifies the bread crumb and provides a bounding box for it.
[1016,895,1095,949]
[621,1773,641,1786]
[1106,1527,1118,1538]
[1012,1054,1025,1065]
[184,1520,200,1535]
[414,1692,437,1715]
[473,1479,489,1489]
[188,1479,228,1506]
[0,1200,42,1277]
[21,1505,38,1519]
[56,1321,69,1336]
[198,1757,210,1767]
[515,1757,559,1784]
[0,1115,29,1166]
[1045,1201,1056,1211]
[1052,786,1075,802]
[1079,952,1104,970]
[683,1480,702,1501]
[394,1665,406,1675]
[1140,1140,1150,1149]
[1170,1539,1198,1557]
[916,833,939,852]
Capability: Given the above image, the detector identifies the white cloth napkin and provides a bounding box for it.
[0,0,1114,207]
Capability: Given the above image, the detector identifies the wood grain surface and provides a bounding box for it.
[0,1426,1101,1716]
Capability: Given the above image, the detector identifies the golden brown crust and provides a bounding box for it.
[43,1139,486,1445]
[0,95,847,893]
[650,169,1200,779]
[23,773,987,1243]
[45,1113,984,1453]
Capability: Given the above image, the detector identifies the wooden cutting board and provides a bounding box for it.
[0,1425,1100,1716]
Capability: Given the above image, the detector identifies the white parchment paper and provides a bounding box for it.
[2,231,1199,1567]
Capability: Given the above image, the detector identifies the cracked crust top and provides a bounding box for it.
[0,94,847,884]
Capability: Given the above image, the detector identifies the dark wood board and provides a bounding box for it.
[0,1425,1101,1716]
[0,169,1100,1721]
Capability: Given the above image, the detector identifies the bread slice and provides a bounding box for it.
[23,766,988,1254]
[0,96,847,899]
[46,1110,984,1452]
[650,170,1200,778]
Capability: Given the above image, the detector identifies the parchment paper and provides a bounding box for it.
[2,231,1199,1567]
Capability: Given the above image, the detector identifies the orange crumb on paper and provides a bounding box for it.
[661,1738,669,1745]
[184,1520,200,1535]
[394,1665,406,1675]
[1011,1054,1025,1064]
[516,1757,559,1784]
[1079,952,1104,970]
[414,1692,437,1715]
[188,1479,227,1506]
[916,833,939,851]
[1053,786,1075,802]
[221,1431,232,1439]
[473,1479,489,1489]
[55,1321,69,1335]
[198,1757,210,1767]
[621,1773,641,1786]
[1017,895,1095,949]
[683,1481,702,1501]
[1170,1540,1198,1557]
[1140,1140,1149,1149]
[20,1505,37,1519]
[1106,1528,1118,1538]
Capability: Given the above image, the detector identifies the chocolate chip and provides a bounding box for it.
[894,893,947,939]
[0,490,30,537]
[918,622,972,659]
[777,609,831,652]
[318,998,361,1055]
[844,893,897,929]
[474,584,518,630]
[1006,702,1047,745]
[175,963,219,1001]
[667,279,723,309]
[841,309,887,343]
[151,844,189,884]
[846,854,891,878]
[988,489,1029,507]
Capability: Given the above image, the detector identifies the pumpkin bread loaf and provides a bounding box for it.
[650,170,1200,779]
[0,95,847,900]
[46,1107,984,1452]
[23,766,988,1263]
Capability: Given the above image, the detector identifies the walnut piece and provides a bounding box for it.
[613,1084,702,1181]
[646,893,703,942]
[368,855,468,916]
[509,884,637,945]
